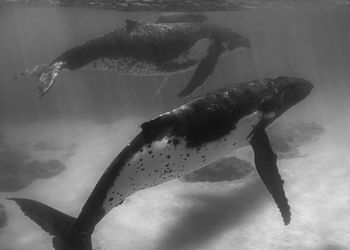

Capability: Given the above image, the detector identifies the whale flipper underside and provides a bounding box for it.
[250,129,291,225]
[178,40,224,97]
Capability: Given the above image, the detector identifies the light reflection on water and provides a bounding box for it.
[2,0,350,11]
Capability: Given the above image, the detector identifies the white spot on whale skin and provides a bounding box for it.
[264,111,275,119]
[173,104,189,113]
[102,111,263,214]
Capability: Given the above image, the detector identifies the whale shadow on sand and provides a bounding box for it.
[181,156,253,183]
[156,178,271,250]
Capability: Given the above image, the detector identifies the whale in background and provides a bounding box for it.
[15,19,250,97]
[9,76,313,250]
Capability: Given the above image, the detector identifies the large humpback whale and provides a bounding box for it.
[15,19,250,97]
[9,76,313,250]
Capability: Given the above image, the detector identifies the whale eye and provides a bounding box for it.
[280,87,297,106]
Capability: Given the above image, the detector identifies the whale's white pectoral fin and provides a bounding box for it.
[177,40,224,97]
[250,128,291,225]
[153,75,170,99]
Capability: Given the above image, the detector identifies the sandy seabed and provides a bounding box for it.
[0,113,349,250]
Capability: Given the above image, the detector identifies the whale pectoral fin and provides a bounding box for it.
[178,41,224,97]
[125,19,140,32]
[250,129,291,225]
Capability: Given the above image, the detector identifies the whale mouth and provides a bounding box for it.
[230,35,251,51]
[287,77,314,98]
[222,46,249,57]
[277,77,313,110]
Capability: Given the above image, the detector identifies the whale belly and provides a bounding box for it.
[102,111,262,212]
[80,57,167,76]
[79,39,211,77]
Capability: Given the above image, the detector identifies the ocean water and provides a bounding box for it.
[1,4,350,250]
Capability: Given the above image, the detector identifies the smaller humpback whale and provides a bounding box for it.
[9,76,313,250]
[15,19,250,97]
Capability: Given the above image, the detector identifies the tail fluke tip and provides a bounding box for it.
[14,62,65,97]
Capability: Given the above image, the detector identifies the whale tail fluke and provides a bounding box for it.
[14,61,65,97]
[9,198,92,250]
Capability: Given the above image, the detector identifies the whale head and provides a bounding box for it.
[222,31,251,53]
[269,76,313,118]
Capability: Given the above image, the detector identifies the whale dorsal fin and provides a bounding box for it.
[141,116,167,142]
[125,19,140,32]
[141,115,178,143]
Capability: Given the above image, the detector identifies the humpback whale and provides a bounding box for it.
[9,76,313,250]
[15,19,250,97]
